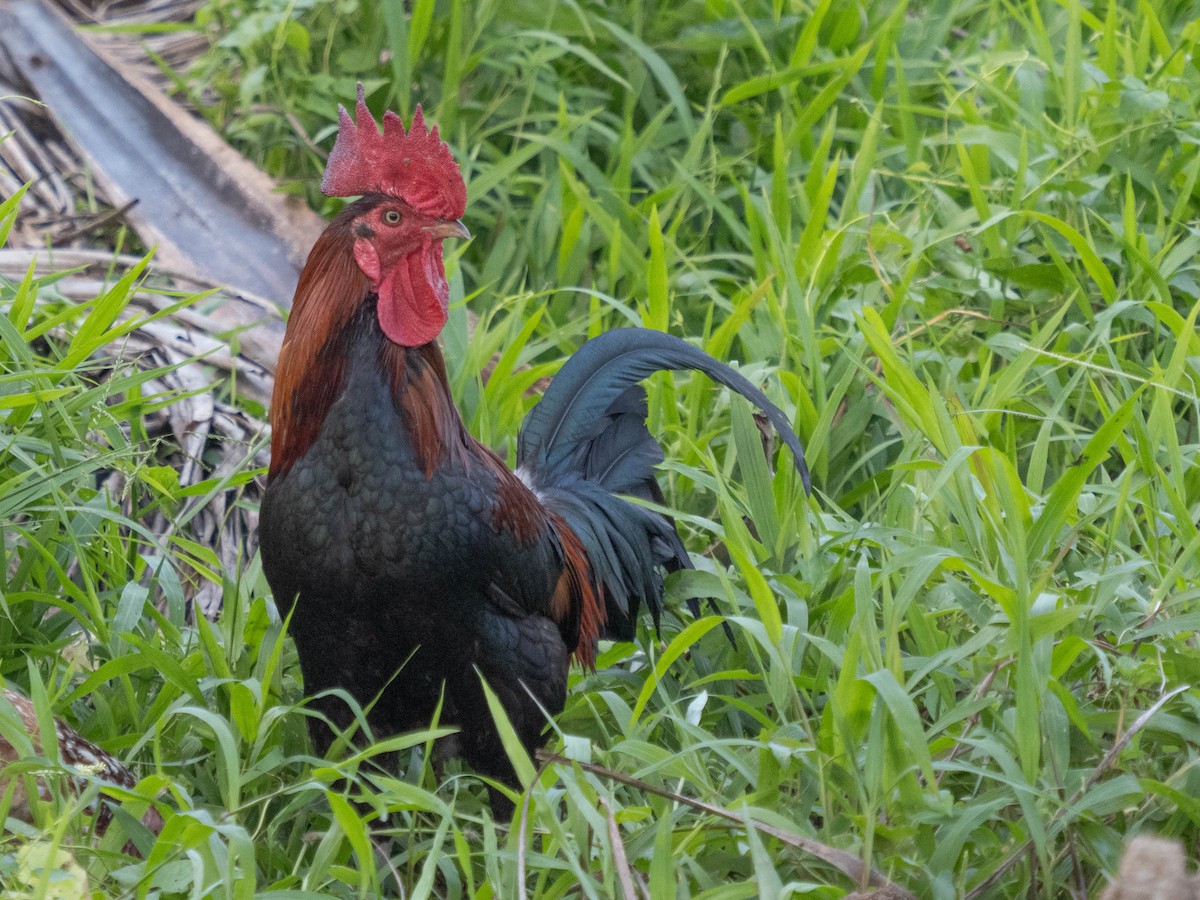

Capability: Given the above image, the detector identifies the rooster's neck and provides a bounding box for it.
[270,222,467,480]
[391,336,471,477]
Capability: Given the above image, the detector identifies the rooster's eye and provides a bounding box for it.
[382,209,402,226]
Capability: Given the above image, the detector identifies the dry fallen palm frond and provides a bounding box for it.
[0,247,283,392]
[0,0,299,619]
[0,245,275,620]
[63,0,211,81]
[0,84,79,247]
[0,0,324,303]
[0,0,219,250]
[0,687,164,855]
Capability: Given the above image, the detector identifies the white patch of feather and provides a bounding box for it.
[514,466,545,502]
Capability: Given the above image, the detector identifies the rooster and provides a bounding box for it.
[259,86,809,815]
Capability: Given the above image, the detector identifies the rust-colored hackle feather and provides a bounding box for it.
[320,84,466,219]
[268,218,368,479]
[549,516,604,669]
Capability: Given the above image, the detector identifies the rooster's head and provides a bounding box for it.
[321,84,468,347]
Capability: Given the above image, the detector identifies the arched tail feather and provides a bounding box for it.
[518,328,809,491]
[519,329,808,645]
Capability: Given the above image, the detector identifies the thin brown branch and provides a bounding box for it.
[964,684,1190,898]
[896,308,1019,346]
[536,750,914,897]
[938,658,1013,783]
[50,198,139,246]
[600,796,638,900]
[517,756,554,900]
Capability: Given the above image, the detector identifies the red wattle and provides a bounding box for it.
[376,246,448,347]
[354,240,381,283]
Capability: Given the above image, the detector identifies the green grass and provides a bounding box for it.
[5,0,1200,895]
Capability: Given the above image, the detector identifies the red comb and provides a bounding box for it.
[321,84,466,220]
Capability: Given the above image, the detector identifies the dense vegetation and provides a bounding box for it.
[3,0,1200,895]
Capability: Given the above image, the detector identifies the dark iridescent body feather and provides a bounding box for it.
[261,301,568,804]
[261,296,809,814]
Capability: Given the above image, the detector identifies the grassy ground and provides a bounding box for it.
[3,0,1200,896]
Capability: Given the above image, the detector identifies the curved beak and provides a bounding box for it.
[427,219,470,241]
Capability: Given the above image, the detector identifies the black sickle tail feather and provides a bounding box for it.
[517,328,809,641]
